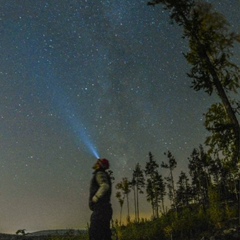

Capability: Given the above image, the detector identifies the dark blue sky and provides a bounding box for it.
[0,0,239,234]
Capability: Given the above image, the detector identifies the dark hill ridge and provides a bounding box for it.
[0,229,87,240]
[27,229,86,236]
[0,234,46,240]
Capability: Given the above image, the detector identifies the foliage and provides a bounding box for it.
[144,152,159,217]
[175,171,192,207]
[148,0,240,167]
[188,145,210,207]
[116,191,124,225]
[46,230,88,240]
[206,186,235,229]
[117,206,214,240]
[48,237,86,240]
[161,151,177,208]
[116,177,131,222]
[145,152,166,218]
[205,103,237,161]
[131,163,145,221]
[117,219,165,240]
[113,1,240,239]
[114,147,239,239]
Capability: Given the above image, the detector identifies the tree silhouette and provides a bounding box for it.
[153,171,166,215]
[161,151,177,209]
[188,145,210,207]
[116,177,131,222]
[131,163,145,222]
[176,171,192,208]
[147,0,240,168]
[145,152,159,217]
[145,152,165,218]
[145,178,155,218]
[116,191,124,225]
[107,169,115,183]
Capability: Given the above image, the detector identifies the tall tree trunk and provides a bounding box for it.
[136,182,139,221]
[182,10,240,166]
[120,205,123,225]
[126,193,130,222]
[133,186,137,221]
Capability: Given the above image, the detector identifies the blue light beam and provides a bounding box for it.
[39,74,100,159]
[67,113,100,159]
[17,28,100,159]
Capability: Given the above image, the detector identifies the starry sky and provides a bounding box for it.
[0,0,239,234]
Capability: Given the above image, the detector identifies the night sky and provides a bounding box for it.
[0,0,239,234]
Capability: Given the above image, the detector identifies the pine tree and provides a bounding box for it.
[145,178,155,217]
[161,151,177,209]
[145,152,158,217]
[116,191,124,225]
[188,146,210,207]
[176,171,192,208]
[132,163,145,222]
[116,177,131,222]
[154,171,166,215]
[145,152,164,218]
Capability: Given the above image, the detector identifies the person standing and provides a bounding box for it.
[89,158,112,240]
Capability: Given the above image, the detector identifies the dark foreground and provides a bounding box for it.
[0,235,84,240]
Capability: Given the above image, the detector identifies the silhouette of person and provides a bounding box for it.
[89,158,112,240]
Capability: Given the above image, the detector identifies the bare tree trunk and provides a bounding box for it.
[133,186,137,221]
[136,183,139,221]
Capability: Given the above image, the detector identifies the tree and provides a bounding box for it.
[154,171,166,215]
[116,177,131,222]
[205,103,237,164]
[145,178,156,218]
[161,151,177,209]
[145,152,159,218]
[147,0,240,167]
[145,152,166,218]
[208,154,238,203]
[176,171,192,208]
[116,191,124,225]
[131,163,145,222]
[107,169,115,183]
[188,145,210,207]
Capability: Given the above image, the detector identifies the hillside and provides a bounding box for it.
[0,229,87,240]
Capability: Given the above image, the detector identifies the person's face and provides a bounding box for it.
[92,160,101,170]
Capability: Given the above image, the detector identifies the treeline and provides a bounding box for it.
[114,146,239,225]
[111,0,240,239]
[112,147,239,239]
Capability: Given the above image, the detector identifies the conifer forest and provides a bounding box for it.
[112,0,240,239]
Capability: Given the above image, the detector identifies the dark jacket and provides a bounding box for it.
[89,169,112,211]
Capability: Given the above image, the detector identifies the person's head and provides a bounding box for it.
[92,158,110,171]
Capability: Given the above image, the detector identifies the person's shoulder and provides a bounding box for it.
[95,170,107,176]
[96,170,109,182]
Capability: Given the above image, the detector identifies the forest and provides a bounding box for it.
[112,0,240,239]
